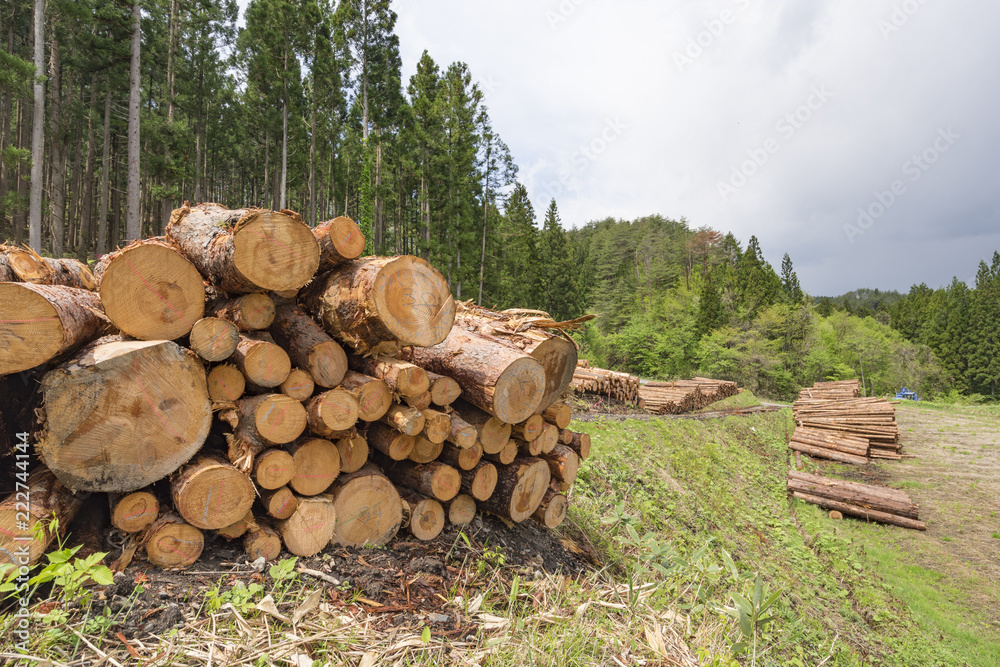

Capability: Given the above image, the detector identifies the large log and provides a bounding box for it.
[299,255,455,355]
[327,464,402,547]
[166,202,320,293]
[478,457,551,523]
[142,513,204,569]
[0,283,111,376]
[189,318,240,362]
[37,339,211,492]
[2,245,97,289]
[398,489,445,541]
[340,371,391,422]
[287,437,341,496]
[276,494,337,556]
[0,468,84,566]
[207,292,276,331]
[253,448,295,490]
[270,303,347,388]
[402,328,545,424]
[94,237,205,340]
[232,333,291,389]
[313,216,365,270]
[171,455,256,530]
[449,400,511,455]
[347,354,429,397]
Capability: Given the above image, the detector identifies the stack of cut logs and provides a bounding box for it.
[0,203,593,570]
[638,377,739,415]
[786,471,925,530]
[790,380,902,463]
[570,362,641,405]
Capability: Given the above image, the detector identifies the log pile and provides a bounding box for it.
[0,203,591,569]
[638,377,739,415]
[790,380,901,462]
[787,471,925,530]
[570,363,641,405]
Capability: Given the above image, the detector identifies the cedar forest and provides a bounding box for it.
[0,0,992,401]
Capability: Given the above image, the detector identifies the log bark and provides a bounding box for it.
[94,237,205,340]
[379,458,461,502]
[788,441,868,466]
[478,457,551,523]
[244,519,282,561]
[365,422,415,461]
[565,431,591,460]
[207,364,246,402]
[460,460,498,501]
[286,437,341,496]
[0,468,84,566]
[109,490,159,533]
[38,339,211,492]
[427,371,461,407]
[171,455,256,530]
[790,491,926,530]
[3,246,97,289]
[314,216,365,270]
[207,292,275,331]
[276,494,337,556]
[142,513,203,569]
[444,493,477,526]
[379,403,425,436]
[532,488,568,529]
[327,463,402,547]
[337,433,369,473]
[233,333,291,389]
[261,486,298,520]
[222,394,308,470]
[542,402,571,430]
[340,371,391,421]
[166,203,320,293]
[786,471,920,518]
[253,448,295,490]
[348,355,429,397]
[447,413,478,449]
[299,255,455,355]
[402,328,545,424]
[449,400,511,455]
[190,318,240,362]
[306,388,359,438]
[270,303,347,388]
[408,435,444,464]
[0,283,110,375]
[398,488,445,541]
[280,368,315,402]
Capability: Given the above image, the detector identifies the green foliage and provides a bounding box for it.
[205,580,265,613]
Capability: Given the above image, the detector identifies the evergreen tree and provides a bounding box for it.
[696,270,723,336]
[780,253,804,303]
[538,200,581,321]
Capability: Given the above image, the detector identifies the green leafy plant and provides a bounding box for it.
[722,572,781,665]
[205,580,264,613]
[28,545,115,602]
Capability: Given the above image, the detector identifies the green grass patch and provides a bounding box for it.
[694,389,765,412]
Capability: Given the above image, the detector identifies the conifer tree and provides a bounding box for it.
[780,253,804,303]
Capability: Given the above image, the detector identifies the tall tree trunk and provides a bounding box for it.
[194,70,203,202]
[97,82,111,255]
[29,0,45,252]
[478,142,491,305]
[262,127,269,209]
[375,136,383,251]
[47,19,64,257]
[160,0,177,235]
[309,78,317,227]
[125,0,141,242]
[79,73,97,259]
[68,104,83,256]
[14,99,28,245]
[280,44,288,211]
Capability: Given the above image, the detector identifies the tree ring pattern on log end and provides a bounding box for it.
[0,283,64,374]
[255,395,308,444]
[332,475,402,547]
[492,357,546,424]
[373,259,455,347]
[232,214,320,291]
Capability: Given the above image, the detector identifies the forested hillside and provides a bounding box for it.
[0,0,968,401]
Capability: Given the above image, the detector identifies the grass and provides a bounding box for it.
[694,389,765,413]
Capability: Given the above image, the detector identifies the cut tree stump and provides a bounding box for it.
[207,364,246,402]
[189,318,240,362]
[287,437,341,496]
[427,371,461,406]
[478,457,551,523]
[276,495,337,556]
[109,490,160,533]
[38,338,212,492]
[379,459,461,502]
[314,216,365,270]
[253,448,295,490]
[532,489,568,529]
[244,520,282,561]
[340,371,391,421]
[300,255,455,355]
[444,493,477,526]
[0,283,110,375]
[207,292,276,331]
[171,455,256,530]
[337,433,369,473]
[449,401,511,454]
[408,435,444,464]
[399,489,445,541]
[402,328,545,424]
[270,303,347,388]
[95,238,205,340]
[328,464,402,547]
[280,368,315,401]
[233,333,291,389]
[348,355,429,397]
[261,486,298,519]
[379,404,425,436]
[142,513,203,569]
[306,389,360,438]
[0,468,84,565]
[366,422,415,461]
[166,203,320,293]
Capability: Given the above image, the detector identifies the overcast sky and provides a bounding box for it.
[242,1,1000,295]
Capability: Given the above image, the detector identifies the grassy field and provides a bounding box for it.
[2,402,998,665]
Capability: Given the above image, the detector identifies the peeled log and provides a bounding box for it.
[244,520,282,561]
[402,328,545,424]
[207,364,246,402]
[337,433,369,473]
[233,334,291,389]
[444,494,477,526]
[340,371,391,421]
[270,303,347,388]
[306,389,359,438]
[171,455,256,530]
[478,457,551,523]
[142,513,203,569]
[380,459,461,502]
[253,448,295,490]
[0,283,110,376]
[190,318,240,362]
[399,489,445,541]
[366,422,415,461]
[314,216,365,270]
[208,292,275,331]
[109,490,160,533]
[328,464,402,547]
[277,495,337,556]
[166,203,320,293]
[94,238,205,340]
[0,469,84,566]
[532,489,568,529]
[348,355,429,397]
[287,437,341,496]
[299,255,455,355]
[427,371,461,406]
[38,339,211,492]
[450,401,511,455]
[280,368,315,401]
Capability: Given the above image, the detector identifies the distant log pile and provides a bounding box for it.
[787,470,925,530]
[570,361,640,405]
[638,377,739,415]
[790,380,902,462]
[0,204,590,569]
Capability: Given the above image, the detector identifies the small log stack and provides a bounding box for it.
[790,380,901,463]
[571,363,641,405]
[0,205,589,568]
[637,377,739,415]
[787,471,925,530]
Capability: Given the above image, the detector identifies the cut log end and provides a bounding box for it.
[144,515,204,569]
[532,489,568,529]
[280,368,315,402]
[190,318,240,362]
[262,486,299,519]
[111,491,160,533]
[445,494,477,526]
[329,465,402,547]
[371,256,456,348]
[337,434,369,473]
[232,211,321,291]
[244,521,282,561]
[250,394,309,445]
[253,448,295,490]
[315,216,365,267]
[307,389,360,437]
[236,336,291,388]
[208,364,246,402]
[481,457,551,523]
[277,495,337,556]
[288,438,341,496]
[400,491,445,541]
[172,456,256,530]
